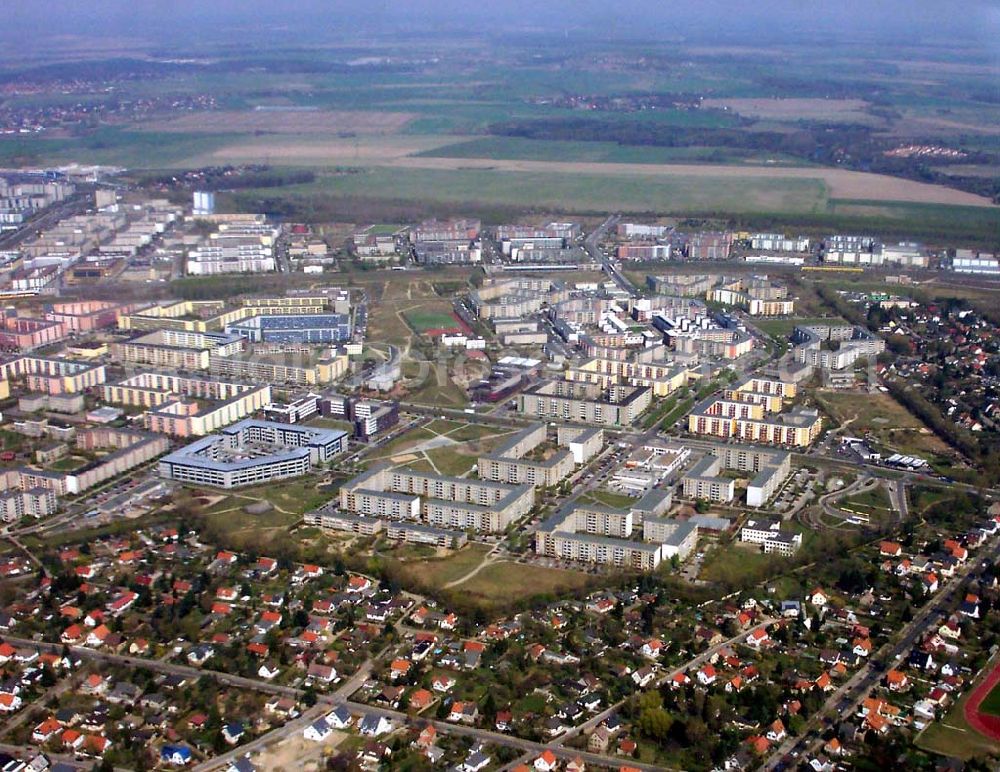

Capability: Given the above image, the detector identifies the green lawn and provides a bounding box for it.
[425,446,477,477]
[584,489,639,509]
[232,476,331,516]
[917,660,1000,760]
[840,486,894,517]
[46,456,88,472]
[979,681,1000,718]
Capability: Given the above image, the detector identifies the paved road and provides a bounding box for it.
[583,214,636,297]
[0,635,302,699]
[341,699,676,772]
[557,617,777,746]
[763,530,1000,769]
[193,703,328,772]
[0,741,132,772]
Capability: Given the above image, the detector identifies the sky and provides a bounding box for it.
[2,1,999,48]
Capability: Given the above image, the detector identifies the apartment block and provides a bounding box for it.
[102,373,271,437]
[518,380,652,427]
[681,457,736,503]
[478,423,602,488]
[0,316,67,351]
[556,426,604,465]
[740,517,802,556]
[565,356,689,398]
[0,488,58,523]
[0,356,106,395]
[112,330,245,371]
[688,397,822,447]
[535,502,698,571]
[45,301,135,333]
[209,350,348,387]
[340,464,534,534]
[303,510,384,537]
[1,428,169,497]
[792,324,886,371]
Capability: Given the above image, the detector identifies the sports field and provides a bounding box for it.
[964,659,1000,740]
[403,309,464,334]
[979,681,1000,718]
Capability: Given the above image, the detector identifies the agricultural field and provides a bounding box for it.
[145,109,416,135]
[700,97,879,125]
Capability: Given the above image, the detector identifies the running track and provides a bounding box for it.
[964,659,1000,740]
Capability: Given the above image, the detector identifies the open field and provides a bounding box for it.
[584,489,640,509]
[415,136,810,166]
[185,133,458,165]
[814,389,952,459]
[700,542,791,588]
[455,561,594,607]
[279,166,829,215]
[839,485,894,523]
[390,543,492,589]
[244,156,998,209]
[425,445,477,476]
[141,109,415,135]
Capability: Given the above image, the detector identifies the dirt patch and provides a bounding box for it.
[141,110,415,135]
[252,729,346,772]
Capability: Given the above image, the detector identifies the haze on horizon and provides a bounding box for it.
[2,0,999,53]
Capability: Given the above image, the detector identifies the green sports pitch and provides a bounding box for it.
[403,310,462,333]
